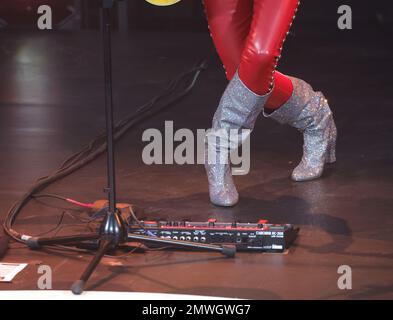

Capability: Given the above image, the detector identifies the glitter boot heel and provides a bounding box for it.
[205,71,270,206]
[204,142,238,207]
[325,122,337,164]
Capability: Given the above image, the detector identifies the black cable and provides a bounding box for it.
[3,59,207,247]
[34,211,68,237]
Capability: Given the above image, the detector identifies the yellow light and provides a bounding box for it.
[145,0,181,6]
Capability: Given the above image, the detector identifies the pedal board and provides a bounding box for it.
[127,218,298,252]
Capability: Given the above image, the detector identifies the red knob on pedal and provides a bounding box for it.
[208,218,217,227]
[257,220,268,228]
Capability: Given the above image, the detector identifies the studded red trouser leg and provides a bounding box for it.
[204,0,300,109]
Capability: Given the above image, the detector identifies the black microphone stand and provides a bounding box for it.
[26,0,235,295]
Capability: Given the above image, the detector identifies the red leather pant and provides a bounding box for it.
[204,0,299,108]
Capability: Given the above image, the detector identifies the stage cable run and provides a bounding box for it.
[3,59,208,254]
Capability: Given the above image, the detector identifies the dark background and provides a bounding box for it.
[0,0,393,32]
[0,0,392,299]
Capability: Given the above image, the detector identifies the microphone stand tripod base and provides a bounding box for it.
[70,209,126,295]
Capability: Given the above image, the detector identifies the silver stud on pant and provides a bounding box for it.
[264,77,337,182]
[205,72,270,206]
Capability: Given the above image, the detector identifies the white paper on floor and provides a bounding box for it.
[0,262,28,282]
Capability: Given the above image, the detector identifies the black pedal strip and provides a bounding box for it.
[127,218,298,252]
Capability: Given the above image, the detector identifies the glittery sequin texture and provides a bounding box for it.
[205,72,270,206]
[265,76,337,181]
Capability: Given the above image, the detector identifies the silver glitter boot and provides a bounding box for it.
[264,77,337,181]
[205,72,270,206]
